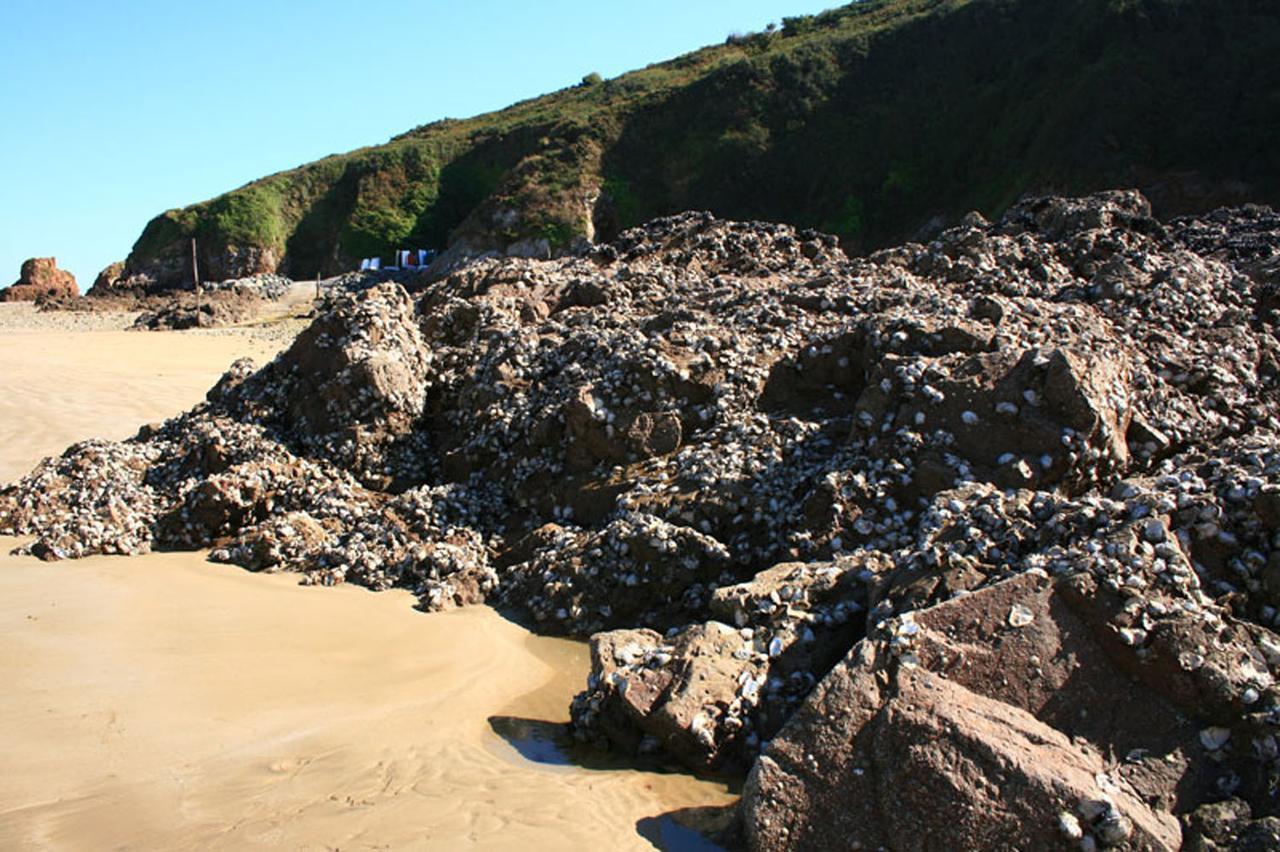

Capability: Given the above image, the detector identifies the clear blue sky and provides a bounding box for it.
[0,0,839,290]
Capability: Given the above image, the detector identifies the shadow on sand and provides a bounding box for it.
[487,715,741,851]
[635,805,739,851]
[486,715,577,767]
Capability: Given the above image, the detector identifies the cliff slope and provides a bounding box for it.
[110,0,1280,289]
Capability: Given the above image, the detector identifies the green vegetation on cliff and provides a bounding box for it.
[125,0,1280,285]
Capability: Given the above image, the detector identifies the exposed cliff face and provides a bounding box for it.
[96,240,278,296]
[116,0,1280,290]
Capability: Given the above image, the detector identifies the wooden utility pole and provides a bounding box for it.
[191,238,202,324]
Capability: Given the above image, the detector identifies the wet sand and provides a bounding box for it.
[0,315,735,850]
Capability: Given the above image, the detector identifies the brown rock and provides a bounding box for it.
[564,385,627,470]
[500,512,732,637]
[268,283,432,485]
[742,571,1280,851]
[225,511,333,570]
[573,622,752,769]
[747,667,1179,850]
[573,558,877,771]
[859,346,1132,499]
[87,260,126,296]
[1,257,78,301]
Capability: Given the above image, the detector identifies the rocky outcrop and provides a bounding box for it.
[571,557,873,771]
[86,244,284,296]
[1,257,77,301]
[6,192,1280,842]
[123,274,293,329]
[87,260,126,296]
[131,293,261,330]
[263,281,432,483]
[121,244,278,294]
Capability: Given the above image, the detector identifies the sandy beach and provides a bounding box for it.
[0,308,734,850]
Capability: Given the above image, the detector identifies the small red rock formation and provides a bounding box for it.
[1,257,78,302]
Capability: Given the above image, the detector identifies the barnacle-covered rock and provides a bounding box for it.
[6,192,1280,840]
[572,557,880,770]
[742,570,1280,851]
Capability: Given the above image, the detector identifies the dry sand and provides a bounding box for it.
[0,323,282,483]
[0,309,735,850]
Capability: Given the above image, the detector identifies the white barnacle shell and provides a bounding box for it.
[1117,627,1147,646]
[1199,726,1231,751]
[1008,604,1035,628]
[1178,650,1205,671]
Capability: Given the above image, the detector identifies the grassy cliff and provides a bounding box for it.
[122,0,1280,285]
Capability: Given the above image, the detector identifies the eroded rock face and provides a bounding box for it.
[1,257,78,301]
[111,244,279,294]
[88,260,126,296]
[742,570,1277,851]
[6,192,1280,839]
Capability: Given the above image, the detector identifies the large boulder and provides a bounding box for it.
[571,556,879,770]
[1,257,78,301]
[777,666,1179,850]
[741,571,1280,851]
[572,622,751,769]
[853,342,1134,499]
